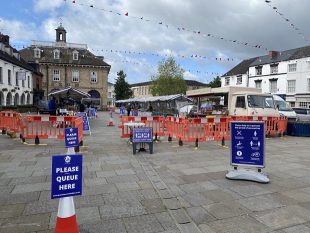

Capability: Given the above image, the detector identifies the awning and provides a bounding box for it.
[115,94,192,103]
[48,86,91,99]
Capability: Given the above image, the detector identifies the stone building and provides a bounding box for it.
[20,24,111,107]
[130,80,207,97]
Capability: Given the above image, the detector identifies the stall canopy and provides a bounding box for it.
[48,86,91,100]
[115,94,192,103]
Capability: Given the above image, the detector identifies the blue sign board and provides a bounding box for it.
[133,127,153,143]
[51,154,83,199]
[76,112,90,132]
[88,108,96,119]
[230,121,265,168]
[65,128,79,148]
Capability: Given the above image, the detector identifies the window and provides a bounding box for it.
[236,75,242,85]
[27,75,30,88]
[0,67,2,83]
[225,77,230,86]
[270,64,278,74]
[72,70,79,82]
[53,69,60,81]
[15,72,19,86]
[299,102,310,108]
[34,48,41,58]
[108,92,112,98]
[73,51,79,60]
[22,78,25,87]
[54,49,60,59]
[269,79,277,93]
[288,63,297,72]
[8,69,11,85]
[255,80,262,89]
[90,71,97,83]
[308,79,310,92]
[287,80,296,93]
[236,96,245,108]
[255,67,262,75]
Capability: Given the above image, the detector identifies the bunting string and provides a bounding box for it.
[90,48,237,62]
[64,0,269,51]
[264,0,309,43]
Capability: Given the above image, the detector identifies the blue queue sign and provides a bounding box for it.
[133,127,153,143]
[51,154,83,199]
[65,127,79,148]
[230,121,265,168]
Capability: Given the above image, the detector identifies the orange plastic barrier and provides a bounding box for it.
[120,116,166,138]
[21,115,83,142]
[0,111,22,135]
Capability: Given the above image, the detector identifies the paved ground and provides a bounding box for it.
[0,112,310,233]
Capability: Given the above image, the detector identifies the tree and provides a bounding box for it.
[150,57,187,96]
[114,70,133,100]
[207,76,221,88]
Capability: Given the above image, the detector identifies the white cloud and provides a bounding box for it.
[33,0,64,12]
[4,0,310,84]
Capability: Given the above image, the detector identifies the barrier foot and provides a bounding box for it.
[2,129,6,135]
[168,135,172,142]
[221,137,225,147]
[154,133,158,142]
[79,140,83,146]
[178,138,183,146]
[74,146,80,153]
[195,138,199,149]
[35,135,40,145]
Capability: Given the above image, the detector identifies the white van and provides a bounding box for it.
[272,95,297,121]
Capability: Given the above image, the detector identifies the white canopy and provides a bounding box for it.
[115,94,192,103]
[48,86,91,99]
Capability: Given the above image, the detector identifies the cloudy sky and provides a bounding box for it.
[1,0,309,84]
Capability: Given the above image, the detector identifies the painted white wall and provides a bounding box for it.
[0,57,33,106]
[221,74,248,87]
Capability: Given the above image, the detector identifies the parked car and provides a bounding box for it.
[292,108,310,122]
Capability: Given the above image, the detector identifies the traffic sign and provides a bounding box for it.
[230,121,265,168]
[51,154,83,199]
[65,128,79,148]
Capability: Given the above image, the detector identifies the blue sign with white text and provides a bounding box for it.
[65,128,79,148]
[88,108,96,119]
[133,127,153,143]
[76,112,90,132]
[51,154,83,199]
[231,121,265,168]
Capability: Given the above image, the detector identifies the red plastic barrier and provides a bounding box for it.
[0,111,22,135]
[21,115,83,142]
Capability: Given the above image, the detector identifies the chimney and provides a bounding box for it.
[268,50,278,59]
[0,34,10,46]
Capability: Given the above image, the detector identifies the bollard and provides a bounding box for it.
[35,135,40,145]
[178,138,183,146]
[168,135,172,142]
[221,137,225,147]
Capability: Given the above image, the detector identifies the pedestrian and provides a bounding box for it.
[48,96,57,115]
[127,104,131,116]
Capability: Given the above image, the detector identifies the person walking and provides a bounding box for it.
[126,104,131,116]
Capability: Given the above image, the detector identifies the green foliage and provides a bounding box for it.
[150,57,187,96]
[207,76,221,88]
[114,70,133,100]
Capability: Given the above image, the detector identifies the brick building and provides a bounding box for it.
[20,24,111,107]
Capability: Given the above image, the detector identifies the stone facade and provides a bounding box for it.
[20,24,111,108]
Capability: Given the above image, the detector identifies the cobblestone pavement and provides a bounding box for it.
[0,112,310,233]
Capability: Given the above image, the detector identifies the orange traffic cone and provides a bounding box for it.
[107,117,114,126]
[54,196,79,233]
